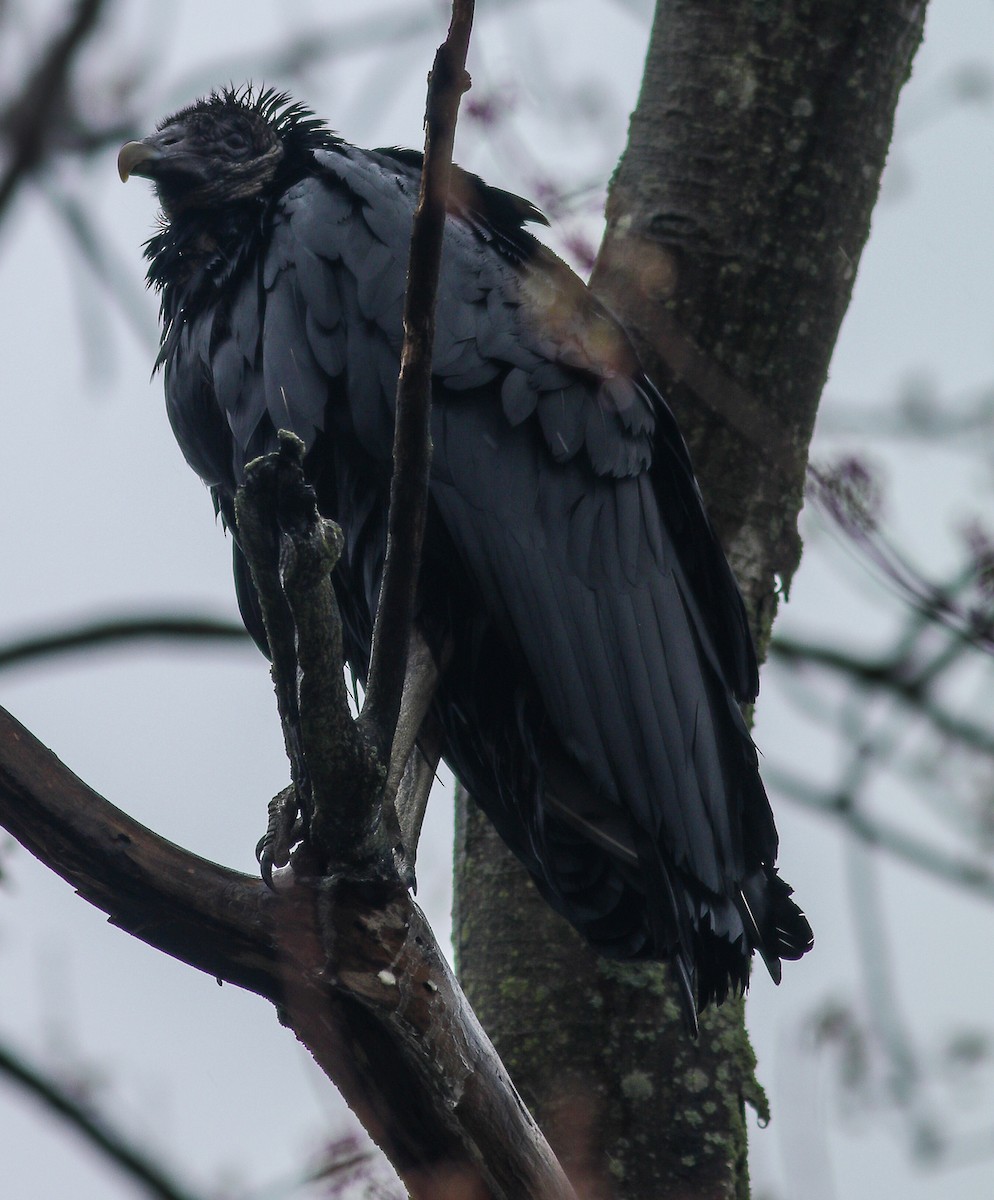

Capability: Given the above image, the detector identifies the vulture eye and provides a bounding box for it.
[222,130,251,157]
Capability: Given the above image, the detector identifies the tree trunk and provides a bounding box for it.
[454,4,927,1197]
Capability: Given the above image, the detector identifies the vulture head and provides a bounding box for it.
[117,87,330,218]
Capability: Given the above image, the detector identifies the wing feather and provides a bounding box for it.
[293,156,764,898]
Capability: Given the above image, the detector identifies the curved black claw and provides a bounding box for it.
[256,834,279,890]
[257,785,301,888]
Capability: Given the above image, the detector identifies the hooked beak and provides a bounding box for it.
[117,140,162,182]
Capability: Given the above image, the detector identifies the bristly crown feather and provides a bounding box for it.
[156,84,337,155]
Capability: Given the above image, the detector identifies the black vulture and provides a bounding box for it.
[119,86,812,1025]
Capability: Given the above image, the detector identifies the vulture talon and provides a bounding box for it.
[257,785,300,888]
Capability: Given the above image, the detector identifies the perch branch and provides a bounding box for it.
[0,706,574,1200]
[235,434,395,877]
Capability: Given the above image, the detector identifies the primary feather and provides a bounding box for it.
[121,86,812,1025]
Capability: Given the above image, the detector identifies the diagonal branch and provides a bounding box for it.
[766,763,994,904]
[770,634,994,759]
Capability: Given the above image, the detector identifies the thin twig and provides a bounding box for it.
[806,465,994,655]
[0,0,109,219]
[0,1039,206,1200]
[359,0,475,759]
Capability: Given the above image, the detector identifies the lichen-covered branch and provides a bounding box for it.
[236,433,388,873]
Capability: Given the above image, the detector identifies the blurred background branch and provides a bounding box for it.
[0,613,248,672]
[0,1037,207,1200]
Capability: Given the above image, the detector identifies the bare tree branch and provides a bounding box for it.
[806,462,994,655]
[358,1,474,763]
[0,1039,207,1200]
[0,701,573,1200]
[235,434,389,875]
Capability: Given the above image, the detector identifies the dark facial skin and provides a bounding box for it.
[119,107,283,216]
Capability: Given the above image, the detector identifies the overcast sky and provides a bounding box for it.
[2,2,993,1198]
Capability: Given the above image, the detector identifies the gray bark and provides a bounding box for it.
[454,4,928,1197]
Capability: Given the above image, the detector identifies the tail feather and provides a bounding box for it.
[541,766,812,1028]
[739,866,814,981]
